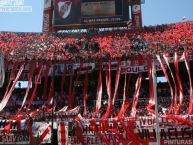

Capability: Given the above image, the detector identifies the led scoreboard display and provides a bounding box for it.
[54,0,129,27]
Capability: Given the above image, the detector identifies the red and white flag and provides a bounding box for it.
[32,122,52,144]
[75,113,83,122]
[58,122,68,145]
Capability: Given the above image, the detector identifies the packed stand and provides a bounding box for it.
[0,21,192,61]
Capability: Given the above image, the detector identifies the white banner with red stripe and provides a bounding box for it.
[58,122,68,145]
[32,122,51,144]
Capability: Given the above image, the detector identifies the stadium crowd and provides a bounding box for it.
[0,21,192,121]
[0,21,192,61]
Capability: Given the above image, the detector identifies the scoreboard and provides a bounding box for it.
[53,0,129,28]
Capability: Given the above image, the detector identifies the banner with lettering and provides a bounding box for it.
[0,131,29,145]
[0,116,193,145]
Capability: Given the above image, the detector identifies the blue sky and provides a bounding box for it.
[0,0,192,32]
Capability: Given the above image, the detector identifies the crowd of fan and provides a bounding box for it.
[0,21,193,61]
[0,21,193,120]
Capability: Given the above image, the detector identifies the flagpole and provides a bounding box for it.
[152,56,160,145]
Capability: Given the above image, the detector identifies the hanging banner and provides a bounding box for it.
[95,62,103,113]
[58,122,68,145]
[67,116,193,145]
[0,132,29,145]
[1,115,193,145]
[9,54,190,76]
[124,63,167,74]
[32,122,52,144]
[43,62,51,100]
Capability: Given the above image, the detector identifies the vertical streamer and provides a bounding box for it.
[147,55,155,114]
[174,52,184,114]
[95,61,103,113]
[18,61,36,111]
[106,60,112,106]
[4,62,19,97]
[47,78,54,104]
[68,73,73,108]
[43,62,51,100]
[60,62,66,97]
[0,54,5,87]
[69,63,83,108]
[102,59,121,119]
[130,74,142,117]
[163,54,178,114]
[184,50,193,114]
[83,68,89,117]
[0,64,24,112]
[101,60,112,119]
[27,63,43,110]
[117,59,131,119]
[156,55,175,114]
[112,59,122,105]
